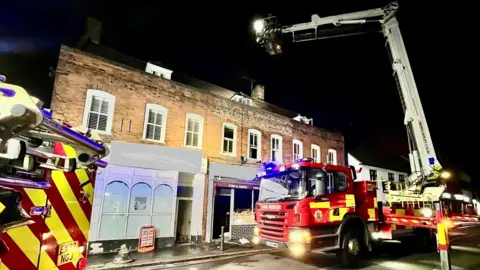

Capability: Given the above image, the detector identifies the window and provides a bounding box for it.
[310,169,347,195]
[184,113,204,148]
[311,144,321,163]
[270,135,283,162]
[388,173,395,181]
[327,149,337,165]
[99,181,128,239]
[399,175,406,183]
[126,183,152,237]
[292,139,303,161]
[143,104,168,142]
[82,90,115,134]
[370,169,378,180]
[221,123,237,155]
[152,184,174,237]
[248,129,262,160]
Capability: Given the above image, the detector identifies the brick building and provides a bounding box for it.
[50,44,344,253]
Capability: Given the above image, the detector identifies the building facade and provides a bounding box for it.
[50,45,344,252]
[347,143,410,203]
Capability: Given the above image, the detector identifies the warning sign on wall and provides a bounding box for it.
[138,225,156,253]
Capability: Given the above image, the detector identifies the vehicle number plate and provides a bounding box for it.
[266,241,279,248]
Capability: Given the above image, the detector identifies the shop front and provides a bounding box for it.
[88,141,206,254]
[205,163,259,242]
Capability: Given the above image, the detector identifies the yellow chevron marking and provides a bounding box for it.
[51,171,90,240]
[24,189,83,266]
[310,202,330,209]
[0,202,5,213]
[7,226,58,269]
[368,209,376,220]
[373,197,378,208]
[411,220,419,224]
[62,144,77,158]
[391,218,398,221]
[75,169,94,205]
[0,262,9,270]
[401,218,408,222]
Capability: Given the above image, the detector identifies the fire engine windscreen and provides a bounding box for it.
[258,168,347,202]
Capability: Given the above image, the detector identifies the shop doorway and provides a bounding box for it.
[213,187,231,240]
[176,198,193,243]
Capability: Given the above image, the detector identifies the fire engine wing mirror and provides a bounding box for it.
[349,165,357,180]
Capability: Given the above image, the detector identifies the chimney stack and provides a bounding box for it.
[86,17,103,44]
[251,84,265,101]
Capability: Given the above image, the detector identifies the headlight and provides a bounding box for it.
[288,229,311,243]
[253,226,259,236]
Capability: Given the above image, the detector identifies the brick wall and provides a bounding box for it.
[51,46,345,241]
[52,46,344,166]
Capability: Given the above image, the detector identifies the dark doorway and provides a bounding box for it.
[176,199,192,243]
[213,187,231,240]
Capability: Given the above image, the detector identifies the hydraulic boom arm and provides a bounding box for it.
[253,2,446,201]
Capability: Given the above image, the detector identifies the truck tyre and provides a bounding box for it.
[337,230,365,268]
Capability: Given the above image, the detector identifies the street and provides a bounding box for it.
[153,227,480,270]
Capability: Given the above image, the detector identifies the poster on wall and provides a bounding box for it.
[138,225,156,253]
[134,197,147,211]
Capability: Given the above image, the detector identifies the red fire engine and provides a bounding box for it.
[0,76,109,269]
[251,2,480,269]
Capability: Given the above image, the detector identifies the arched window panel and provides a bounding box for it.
[152,184,175,237]
[102,181,129,213]
[153,184,174,213]
[129,183,152,213]
[126,182,153,237]
[100,181,128,239]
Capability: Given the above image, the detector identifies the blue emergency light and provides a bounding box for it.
[428,157,435,165]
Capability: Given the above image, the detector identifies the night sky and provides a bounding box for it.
[1,1,476,181]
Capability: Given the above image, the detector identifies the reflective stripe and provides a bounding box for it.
[368,209,376,221]
[330,208,348,221]
[310,202,330,208]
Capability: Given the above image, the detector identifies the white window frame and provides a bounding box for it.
[292,139,303,161]
[311,144,321,163]
[82,89,115,134]
[247,129,262,160]
[327,149,338,165]
[184,113,204,149]
[142,104,168,143]
[221,122,237,156]
[270,134,283,163]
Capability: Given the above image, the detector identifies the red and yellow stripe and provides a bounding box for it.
[0,142,95,270]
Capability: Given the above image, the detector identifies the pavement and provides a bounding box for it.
[86,242,278,270]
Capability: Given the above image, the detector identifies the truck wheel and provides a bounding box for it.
[337,231,365,268]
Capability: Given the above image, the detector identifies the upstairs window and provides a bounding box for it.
[222,123,237,155]
[292,139,303,161]
[311,144,321,163]
[370,169,378,180]
[271,135,283,163]
[184,113,204,148]
[82,90,115,134]
[248,129,262,160]
[143,104,168,143]
[388,173,395,181]
[327,149,338,165]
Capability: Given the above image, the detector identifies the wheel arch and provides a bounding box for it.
[337,213,369,248]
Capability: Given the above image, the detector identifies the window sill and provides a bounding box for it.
[183,145,202,150]
[247,157,262,162]
[84,127,112,136]
[142,139,166,145]
[220,152,237,157]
